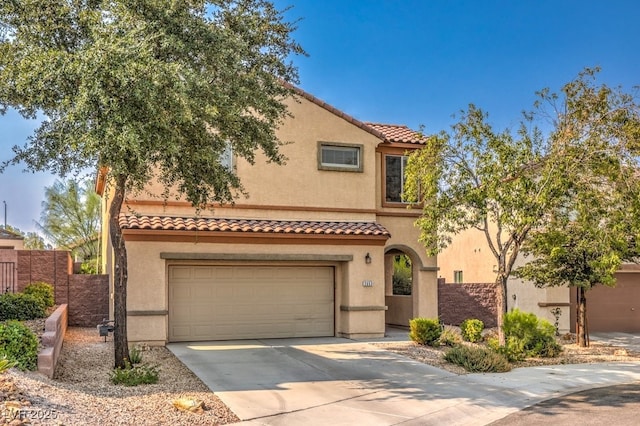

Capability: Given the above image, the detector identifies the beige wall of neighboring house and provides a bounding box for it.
[438,228,572,333]
[99,89,438,344]
[0,228,25,250]
[436,227,496,283]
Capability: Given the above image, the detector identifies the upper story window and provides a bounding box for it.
[318,142,363,172]
[385,154,408,203]
[220,141,234,171]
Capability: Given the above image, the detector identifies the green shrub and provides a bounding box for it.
[492,309,563,361]
[0,293,46,321]
[129,346,143,364]
[0,354,17,374]
[438,327,463,347]
[392,255,412,295]
[80,261,98,274]
[24,281,55,308]
[444,344,511,373]
[110,361,160,386]
[0,320,39,371]
[409,317,442,346]
[460,319,484,343]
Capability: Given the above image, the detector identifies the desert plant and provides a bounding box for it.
[0,354,17,374]
[128,346,143,364]
[438,326,463,347]
[444,344,511,373]
[460,318,484,343]
[0,320,39,371]
[409,317,442,346]
[490,309,562,361]
[0,293,46,321]
[110,360,159,386]
[23,281,55,308]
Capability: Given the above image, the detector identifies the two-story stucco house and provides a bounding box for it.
[98,87,438,345]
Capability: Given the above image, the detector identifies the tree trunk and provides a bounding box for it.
[496,274,508,345]
[576,287,589,347]
[109,175,130,368]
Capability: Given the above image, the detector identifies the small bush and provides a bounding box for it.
[24,281,55,308]
[110,361,160,386]
[460,319,484,343]
[438,327,463,347]
[129,346,143,364]
[0,293,46,321]
[444,345,511,373]
[409,317,442,346]
[0,320,39,371]
[492,309,563,361]
[80,261,98,274]
[0,354,16,374]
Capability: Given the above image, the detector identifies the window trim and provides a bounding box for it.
[317,142,363,172]
[454,270,464,284]
[220,141,234,171]
[383,153,410,205]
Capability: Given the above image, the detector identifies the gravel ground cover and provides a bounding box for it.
[2,323,639,425]
[1,327,239,425]
[374,328,640,375]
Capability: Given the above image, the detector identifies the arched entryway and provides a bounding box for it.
[384,245,420,327]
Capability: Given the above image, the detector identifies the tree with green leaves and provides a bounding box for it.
[514,69,640,347]
[37,178,100,263]
[0,0,303,368]
[405,68,640,345]
[404,105,564,344]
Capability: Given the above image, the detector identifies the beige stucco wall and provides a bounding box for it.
[507,254,571,333]
[123,240,388,343]
[437,227,497,283]
[99,92,439,343]
[0,237,24,250]
[130,95,381,217]
[379,215,438,321]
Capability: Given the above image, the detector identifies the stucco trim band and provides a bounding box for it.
[160,253,354,262]
[124,230,388,246]
[127,310,169,316]
[420,266,439,272]
[340,305,388,311]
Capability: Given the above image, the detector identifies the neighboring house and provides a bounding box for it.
[0,227,25,250]
[97,88,439,345]
[439,227,640,333]
[438,227,570,332]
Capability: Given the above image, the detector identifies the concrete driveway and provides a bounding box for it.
[168,334,640,425]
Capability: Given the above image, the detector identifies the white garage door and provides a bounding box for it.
[168,265,335,342]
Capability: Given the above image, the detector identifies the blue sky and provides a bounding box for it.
[1,0,639,233]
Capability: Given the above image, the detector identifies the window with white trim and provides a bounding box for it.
[454,270,463,283]
[220,141,234,171]
[318,142,363,172]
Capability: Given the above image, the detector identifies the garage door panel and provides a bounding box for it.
[586,273,640,332]
[169,265,334,341]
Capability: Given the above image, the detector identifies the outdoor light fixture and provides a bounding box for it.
[365,253,372,264]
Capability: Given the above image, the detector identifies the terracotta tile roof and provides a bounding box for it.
[365,123,426,144]
[120,215,390,237]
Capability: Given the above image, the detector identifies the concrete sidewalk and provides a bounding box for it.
[168,333,640,425]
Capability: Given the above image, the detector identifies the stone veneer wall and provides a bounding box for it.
[16,250,72,302]
[438,278,497,327]
[11,249,108,327]
[68,274,109,327]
